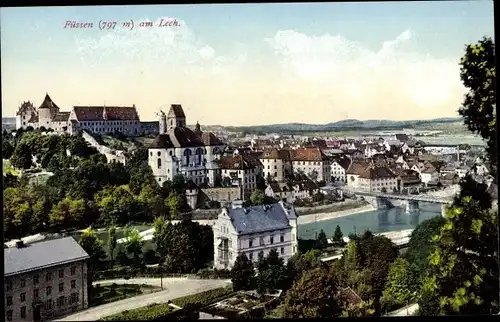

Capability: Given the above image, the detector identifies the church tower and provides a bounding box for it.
[194,121,202,136]
[166,104,186,131]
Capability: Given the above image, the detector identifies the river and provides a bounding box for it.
[298,202,441,240]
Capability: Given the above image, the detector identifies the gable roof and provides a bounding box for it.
[216,155,255,170]
[73,106,139,121]
[291,147,329,162]
[226,203,292,235]
[52,112,71,122]
[39,93,60,110]
[5,237,89,277]
[149,134,175,149]
[201,132,224,146]
[168,104,186,118]
[168,127,205,148]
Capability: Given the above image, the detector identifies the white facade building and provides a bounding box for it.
[291,147,331,183]
[213,201,298,270]
[347,161,398,193]
[259,149,292,181]
[148,104,225,187]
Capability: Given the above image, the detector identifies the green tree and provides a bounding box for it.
[282,267,342,318]
[153,216,172,262]
[124,229,144,266]
[418,36,498,316]
[333,225,344,244]
[49,197,86,231]
[231,253,255,291]
[316,229,328,249]
[458,37,496,176]
[250,190,266,205]
[2,139,14,159]
[404,216,446,282]
[94,185,138,225]
[10,142,33,170]
[380,258,417,313]
[286,249,323,287]
[108,226,117,263]
[166,193,181,220]
[79,228,106,294]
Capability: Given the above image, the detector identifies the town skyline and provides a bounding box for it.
[1,1,494,126]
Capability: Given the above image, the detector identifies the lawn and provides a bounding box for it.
[90,283,161,307]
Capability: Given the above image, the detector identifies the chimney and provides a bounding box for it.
[232,199,244,209]
[16,240,25,248]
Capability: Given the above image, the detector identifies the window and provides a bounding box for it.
[281,247,285,254]
[71,266,76,275]
[20,279,26,287]
[21,306,26,319]
[157,151,161,157]
[46,286,52,296]
[71,280,76,289]
[46,272,53,282]
[45,299,52,310]
[6,310,12,321]
[70,292,79,304]
[33,275,39,285]
[59,283,64,292]
[259,237,265,246]
[57,296,65,308]
[34,289,39,298]
[270,236,274,244]
[248,240,253,248]
[6,281,12,291]
[59,269,64,278]
[157,158,162,168]
[7,296,12,306]
[20,292,26,302]
[280,235,284,243]
[249,253,253,260]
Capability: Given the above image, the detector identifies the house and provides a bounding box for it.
[4,237,89,322]
[216,155,261,200]
[330,157,351,183]
[265,178,320,203]
[69,105,142,136]
[347,161,398,193]
[440,173,460,186]
[213,201,298,270]
[455,165,469,178]
[291,147,331,183]
[140,121,160,136]
[148,105,225,187]
[420,165,439,186]
[259,148,293,181]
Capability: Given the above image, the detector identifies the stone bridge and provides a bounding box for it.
[340,186,459,217]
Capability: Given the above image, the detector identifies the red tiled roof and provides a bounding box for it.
[216,155,255,170]
[73,106,139,121]
[291,147,329,162]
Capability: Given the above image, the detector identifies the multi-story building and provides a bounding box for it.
[265,179,319,203]
[15,93,142,136]
[213,201,298,270]
[259,148,293,181]
[216,155,261,200]
[330,157,351,183]
[347,161,398,193]
[291,147,331,183]
[4,237,89,322]
[148,104,226,187]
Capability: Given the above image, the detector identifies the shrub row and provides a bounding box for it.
[171,287,235,310]
[195,268,230,279]
[100,303,174,321]
[100,287,234,321]
[94,266,190,281]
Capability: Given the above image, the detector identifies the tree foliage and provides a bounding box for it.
[333,225,344,244]
[380,258,417,313]
[231,253,255,291]
[316,229,328,249]
[281,267,342,318]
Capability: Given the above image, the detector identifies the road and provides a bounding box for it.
[54,278,232,321]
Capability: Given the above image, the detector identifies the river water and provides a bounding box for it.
[298,202,441,240]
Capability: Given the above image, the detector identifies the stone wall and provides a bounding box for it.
[200,187,241,204]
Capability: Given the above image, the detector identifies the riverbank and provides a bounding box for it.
[297,204,376,225]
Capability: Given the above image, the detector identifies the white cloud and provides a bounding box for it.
[265,28,466,119]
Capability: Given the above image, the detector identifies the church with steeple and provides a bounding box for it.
[149,104,226,187]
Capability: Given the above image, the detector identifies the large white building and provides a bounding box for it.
[213,201,298,270]
[148,104,226,187]
[291,147,331,183]
[259,149,293,181]
[346,161,399,193]
[15,93,142,136]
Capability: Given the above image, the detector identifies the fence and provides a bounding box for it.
[94,266,230,281]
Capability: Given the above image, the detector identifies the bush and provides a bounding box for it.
[171,287,234,310]
[100,302,174,321]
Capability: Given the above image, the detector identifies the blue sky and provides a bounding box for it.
[1,1,494,125]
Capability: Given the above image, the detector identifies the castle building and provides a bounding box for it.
[148,104,226,187]
[15,93,142,136]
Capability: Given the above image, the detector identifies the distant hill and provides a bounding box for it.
[2,117,16,124]
[223,117,463,133]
